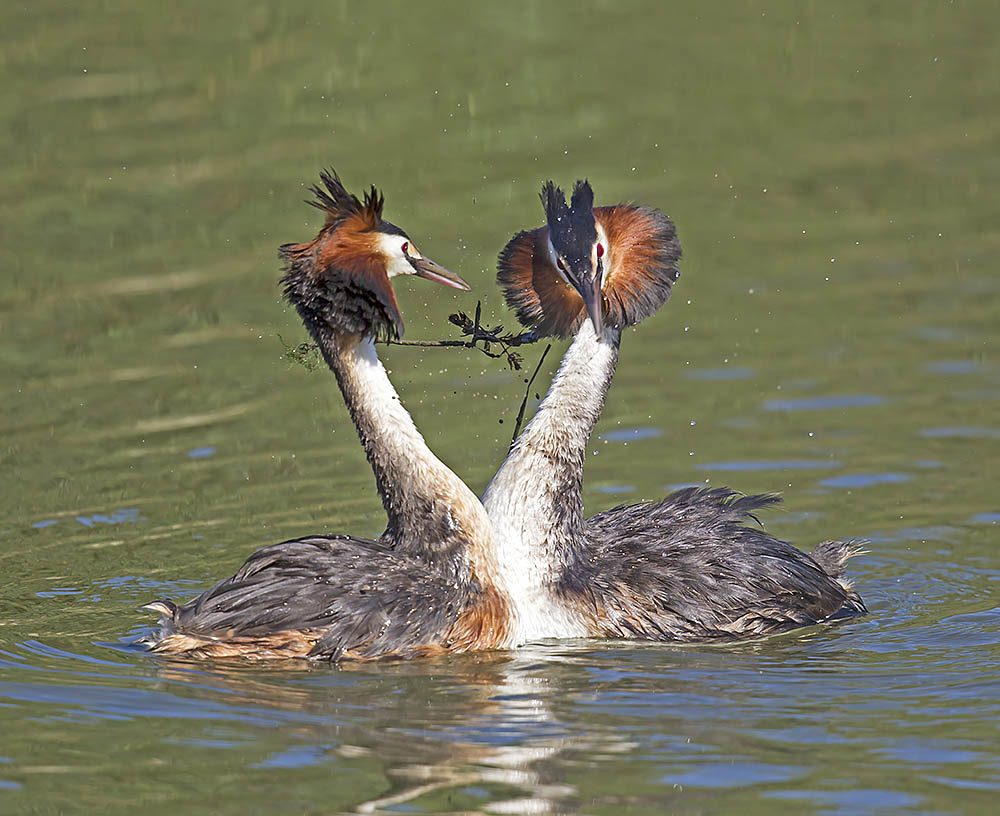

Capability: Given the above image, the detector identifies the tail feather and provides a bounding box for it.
[142,599,178,632]
[811,539,867,579]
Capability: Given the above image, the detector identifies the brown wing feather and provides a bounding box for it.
[597,205,681,329]
[497,227,586,338]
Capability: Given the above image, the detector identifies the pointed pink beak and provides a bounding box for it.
[410,255,471,291]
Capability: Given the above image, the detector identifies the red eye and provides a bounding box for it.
[596,243,604,258]
[401,241,409,254]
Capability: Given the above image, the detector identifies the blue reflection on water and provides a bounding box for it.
[253,744,335,769]
[75,508,144,527]
[601,427,663,442]
[35,587,88,599]
[864,526,961,544]
[664,761,805,788]
[765,789,924,810]
[764,395,886,411]
[920,427,1000,439]
[187,446,217,459]
[820,473,911,488]
[925,361,986,374]
[916,327,962,341]
[697,460,841,472]
[594,485,636,494]
[874,739,985,764]
[165,737,248,750]
[0,680,329,728]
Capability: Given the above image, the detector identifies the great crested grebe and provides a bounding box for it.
[144,171,513,660]
[482,179,867,642]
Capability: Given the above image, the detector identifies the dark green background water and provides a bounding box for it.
[2,2,998,813]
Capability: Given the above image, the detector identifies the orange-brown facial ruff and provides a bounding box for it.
[497,205,681,338]
[279,170,405,341]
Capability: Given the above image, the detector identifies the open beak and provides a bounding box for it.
[578,274,604,335]
[410,256,471,291]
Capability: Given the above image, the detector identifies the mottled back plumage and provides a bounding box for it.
[574,488,867,640]
[148,535,480,661]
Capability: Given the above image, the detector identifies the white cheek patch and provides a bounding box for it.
[595,223,610,282]
[375,233,415,278]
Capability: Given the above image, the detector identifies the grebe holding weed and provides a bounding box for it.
[145,172,514,660]
[483,179,866,643]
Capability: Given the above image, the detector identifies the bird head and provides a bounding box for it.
[541,180,605,334]
[280,170,469,341]
[498,179,681,339]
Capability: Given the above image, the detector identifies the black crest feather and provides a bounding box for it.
[541,179,597,273]
[308,169,385,230]
[540,181,570,226]
[570,178,594,214]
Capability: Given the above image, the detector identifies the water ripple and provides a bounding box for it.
[920,426,1000,439]
[925,361,988,374]
[697,460,841,472]
[820,473,911,488]
[600,427,663,442]
[186,446,217,459]
[664,761,806,788]
[764,395,886,411]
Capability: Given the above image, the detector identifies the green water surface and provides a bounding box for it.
[1,2,998,814]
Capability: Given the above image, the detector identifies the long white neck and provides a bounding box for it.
[319,331,499,581]
[482,320,621,640]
